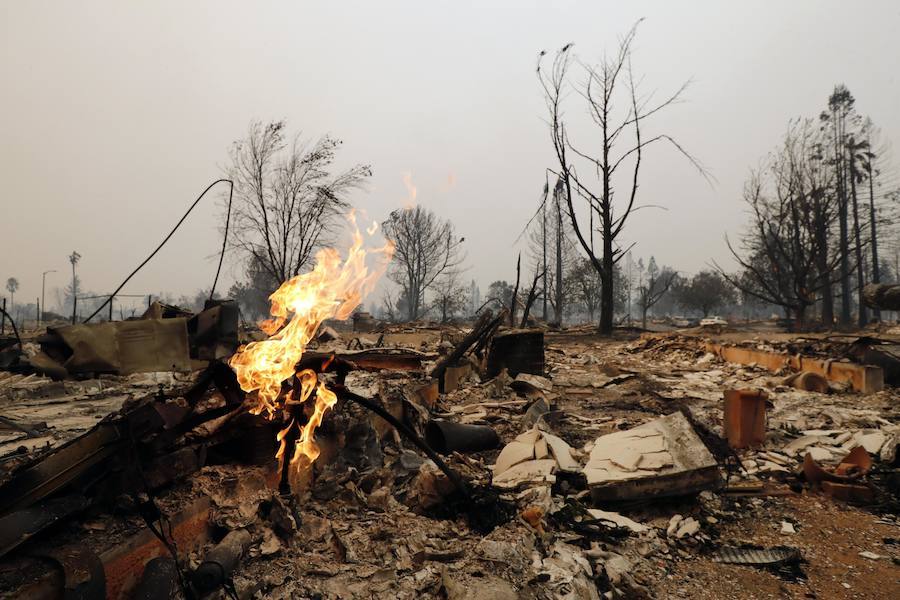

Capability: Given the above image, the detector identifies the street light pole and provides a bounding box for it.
[41,269,56,327]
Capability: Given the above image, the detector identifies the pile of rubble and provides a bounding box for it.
[0,313,898,598]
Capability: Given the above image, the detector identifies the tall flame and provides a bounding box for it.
[229,214,393,482]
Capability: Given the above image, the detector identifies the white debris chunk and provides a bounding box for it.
[587,509,648,533]
[675,517,700,538]
[492,459,557,490]
[492,441,534,475]
[541,432,582,473]
[858,431,886,454]
[666,514,683,537]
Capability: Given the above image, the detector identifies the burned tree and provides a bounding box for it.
[485,280,514,312]
[860,120,893,320]
[226,120,370,286]
[537,22,705,335]
[819,86,861,325]
[718,121,839,328]
[676,271,736,317]
[67,251,81,322]
[635,257,677,329]
[4,278,17,313]
[525,177,578,326]
[568,258,602,322]
[382,206,464,321]
[430,270,468,323]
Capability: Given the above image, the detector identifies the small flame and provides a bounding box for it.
[229,215,393,485]
[402,172,417,210]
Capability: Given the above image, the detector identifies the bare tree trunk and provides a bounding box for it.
[510,254,521,327]
[832,114,852,326]
[600,234,614,334]
[520,269,544,328]
[542,183,548,322]
[554,193,563,326]
[850,170,867,327]
[813,204,834,327]
[796,304,806,331]
[868,160,881,321]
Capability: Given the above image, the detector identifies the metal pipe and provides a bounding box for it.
[191,529,251,594]
[425,419,499,454]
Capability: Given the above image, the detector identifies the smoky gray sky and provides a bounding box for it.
[3,1,899,313]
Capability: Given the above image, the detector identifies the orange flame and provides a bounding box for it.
[229,214,393,483]
[402,172,417,210]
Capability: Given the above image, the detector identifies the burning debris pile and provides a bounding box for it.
[1,246,900,598]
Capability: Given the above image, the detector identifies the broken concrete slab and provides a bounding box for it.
[584,412,721,503]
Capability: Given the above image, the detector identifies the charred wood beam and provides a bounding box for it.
[472,309,508,359]
[430,310,494,383]
[520,269,545,328]
[298,349,434,373]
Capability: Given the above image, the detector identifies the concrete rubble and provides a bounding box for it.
[0,320,898,599]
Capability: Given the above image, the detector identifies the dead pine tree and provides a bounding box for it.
[846,133,871,327]
[862,120,885,321]
[820,86,858,326]
[537,21,706,335]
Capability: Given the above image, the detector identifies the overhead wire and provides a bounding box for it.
[83,179,234,323]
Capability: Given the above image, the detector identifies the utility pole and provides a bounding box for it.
[554,178,563,326]
[41,269,56,327]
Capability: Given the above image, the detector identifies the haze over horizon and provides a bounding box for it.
[3,1,899,314]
